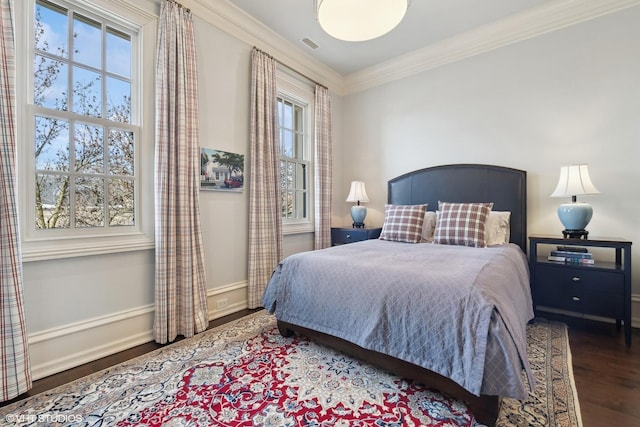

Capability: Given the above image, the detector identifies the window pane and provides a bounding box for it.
[35,173,70,229]
[295,163,307,190]
[35,0,68,58]
[73,66,102,117]
[294,105,303,132]
[277,99,281,125]
[107,27,131,78]
[282,191,293,219]
[35,116,69,171]
[281,129,294,158]
[74,123,104,174]
[73,13,101,68]
[106,76,131,123]
[108,178,134,226]
[294,190,306,219]
[282,100,293,129]
[75,176,104,227]
[280,160,287,191]
[286,161,295,190]
[34,55,68,109]
[295,133,304,159]
[108,129,134,175]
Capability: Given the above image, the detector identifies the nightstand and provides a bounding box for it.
[529,235,632,346]
[331,227,382,246]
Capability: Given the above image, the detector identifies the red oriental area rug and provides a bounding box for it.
[0,311,581,426]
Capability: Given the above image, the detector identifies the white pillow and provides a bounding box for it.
[421,211,437,242]
[485,211,511,245]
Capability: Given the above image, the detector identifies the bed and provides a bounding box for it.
[262,164,533,426]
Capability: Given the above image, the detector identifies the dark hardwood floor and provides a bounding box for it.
[2,310,639,427]
[554,314,640,427]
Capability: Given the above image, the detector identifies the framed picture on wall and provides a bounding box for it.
[200,147,244,192]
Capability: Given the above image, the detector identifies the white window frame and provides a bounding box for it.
[16,0,157,261]
[277,68,315,235]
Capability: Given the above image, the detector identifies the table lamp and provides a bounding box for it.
[550,164,600,239]
[346,181,369,228]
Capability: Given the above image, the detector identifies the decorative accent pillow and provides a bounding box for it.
[379,204,427,243]
[485,211,511,246]
[421,211,437,243]
[434,202,493,248]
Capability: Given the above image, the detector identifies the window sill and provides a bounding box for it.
[283,222,314,235]
[22,235,155,262]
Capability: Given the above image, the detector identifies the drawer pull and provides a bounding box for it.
[572,296,581,302]
[572,277,581,282]
[346,234,351,239]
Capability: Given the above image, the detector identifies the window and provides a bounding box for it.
[278,96,307,222]
[277,71,314,234]
[18,0,155,260]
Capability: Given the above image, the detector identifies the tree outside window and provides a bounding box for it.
[33,0,136,230]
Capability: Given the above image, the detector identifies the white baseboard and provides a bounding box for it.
[28,281,248,380]
[29,305,155,380]
[206,281,248,319]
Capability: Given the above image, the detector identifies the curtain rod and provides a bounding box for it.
[253,47,327,90]
[167,0,190,13]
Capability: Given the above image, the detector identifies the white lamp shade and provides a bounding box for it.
[346,181,369,203]
[550,164,600,198]
[317,0,409,42]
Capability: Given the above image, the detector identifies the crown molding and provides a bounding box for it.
[183,0,346,95]
[343,0,640,95]
[177,0,639,96]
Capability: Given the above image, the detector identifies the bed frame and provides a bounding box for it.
[277,164,527,426]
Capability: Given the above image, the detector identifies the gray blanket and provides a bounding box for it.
[263,239,534,399]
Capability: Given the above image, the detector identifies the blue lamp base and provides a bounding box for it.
[350,205,367,228]
[557,202,593,239]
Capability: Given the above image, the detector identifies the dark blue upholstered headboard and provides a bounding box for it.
[388,164,527,251]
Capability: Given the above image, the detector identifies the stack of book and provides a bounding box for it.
[547,246,594,265]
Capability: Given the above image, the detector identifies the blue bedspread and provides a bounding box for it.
[263,239,534,399]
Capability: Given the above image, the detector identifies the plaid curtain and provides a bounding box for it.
[247,48,282,308]
[154,0,208,344]
[314,85,333,250]
[0,0,32,401]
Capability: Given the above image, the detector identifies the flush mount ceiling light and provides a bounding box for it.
[316,0,409,42]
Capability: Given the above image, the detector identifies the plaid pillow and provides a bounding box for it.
[434,202,493,248]
[379,204,427,243]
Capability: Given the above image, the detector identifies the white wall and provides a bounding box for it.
[340,7,640,296]
[194,16,251,290]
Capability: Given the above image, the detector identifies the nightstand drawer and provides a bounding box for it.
[331,227,381,245]
[536,265,624,318]
[536,282,624,318]
[536,264,624,294]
